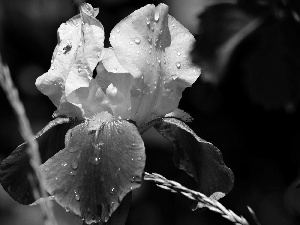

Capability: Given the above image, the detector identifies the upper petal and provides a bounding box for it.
[35,3,104,119]
[109,4,200,126]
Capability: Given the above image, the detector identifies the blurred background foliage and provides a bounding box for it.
[0,0,300,224]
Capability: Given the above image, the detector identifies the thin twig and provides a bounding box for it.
[0,56,57,225]
[144,172,249,225]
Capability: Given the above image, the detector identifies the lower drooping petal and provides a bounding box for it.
[40,112,146,224]
[154,117,234,197]
[0,117,78,205]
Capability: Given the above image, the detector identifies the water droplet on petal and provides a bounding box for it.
[62,162,68,167]
[72,160,78,169]
[51,65,55,70]
[177,52,181,56]
[92,157,101,166]
[134,37,141,44]
[130,176,134,183]
[116,28,120,33]
[149,50,151,54]
[79,42,82,47]
[78,67,81,73]
[70,170,77,176]
[130,41,134,45]
[110,187,115,195]
[75,191,80,201]
[154,11,160,22]
[176,62,181,69]
[146,18,151,28]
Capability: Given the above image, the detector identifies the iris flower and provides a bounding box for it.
[0,3,234,224]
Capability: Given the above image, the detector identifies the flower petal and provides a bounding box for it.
[109,4,200,126]
[40,112,145,224]
[0,117,78,205]
[154,117,234,196]
[35,3,104,119]
[96,48,134,119]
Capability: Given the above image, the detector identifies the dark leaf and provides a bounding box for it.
[242,16,300,111]
[0,117,77,204]
[40,112,145,224]
[154,117,234,196]
[191,3,261,84]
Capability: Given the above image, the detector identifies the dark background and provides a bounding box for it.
[1,0,300,224]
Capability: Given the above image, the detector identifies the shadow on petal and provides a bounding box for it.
[0,117,79,205]
[154,117,234,197]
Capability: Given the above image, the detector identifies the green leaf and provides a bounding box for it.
[109,4,200,127]
[0,117,77,204]
[154,117,234,196]
[35,3,104,119]
[40,112,146,224]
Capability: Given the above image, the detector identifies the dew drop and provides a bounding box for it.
[92,157,101,166]
[176,62,181,69]
[62,162,68,167]
[130,41,134,45]
[72,160,78,169]
[177,52,181,56]
[146,19,151,28]
[149,50,151,54]
[79,42,82,47]
[134,37,141,44]
[154,11,160,22]
[151,27,154,32]
[138,157,142,161]
[116,28,120,33]
[78,67,81,73]
[70,170,77,176]
[110,187,115,195]
[74,191,80,201]
[51,65,55,70]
